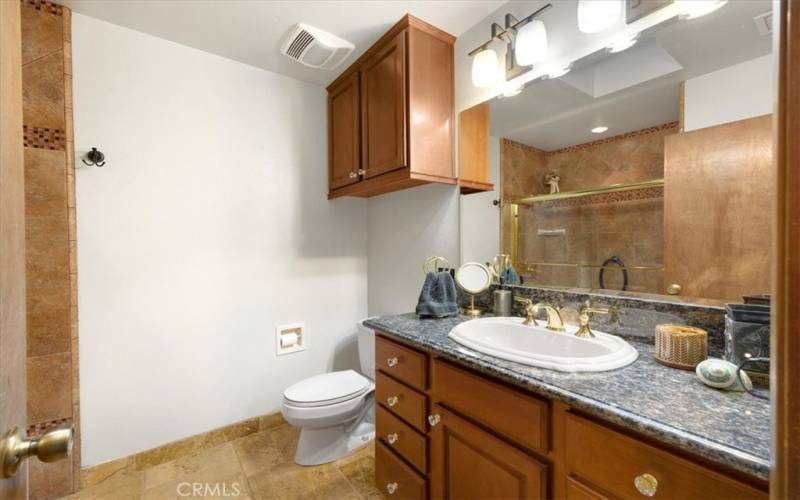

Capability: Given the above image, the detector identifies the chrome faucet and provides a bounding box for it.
[513,297,565,332]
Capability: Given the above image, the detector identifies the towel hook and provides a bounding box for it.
[422,256,451,275]
[81,147,106,167]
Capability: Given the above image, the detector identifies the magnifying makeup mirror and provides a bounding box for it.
[455,262,492,316]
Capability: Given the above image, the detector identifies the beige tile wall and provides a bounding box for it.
[20,0,79,497]
[501,124,677,294]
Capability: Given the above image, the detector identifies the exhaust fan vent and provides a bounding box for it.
[753,11,772,36]
[281,23,354,70]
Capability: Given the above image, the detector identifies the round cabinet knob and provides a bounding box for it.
[386,433,398,445]
[666,283,682,295]
[386,357,399,367]
[634,473,658,497]
[348,171,358,179]
[428,413,441,427]
[386,396,399,407]
[357,168,366,176]
[386,482,398,495]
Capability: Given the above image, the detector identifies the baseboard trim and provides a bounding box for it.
[80,411,286,489]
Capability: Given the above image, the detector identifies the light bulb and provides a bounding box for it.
[675,0,728,19]
[472,48,499,88]
[577,0,622,34]
[607,33,639,53]
[515,20,548,66]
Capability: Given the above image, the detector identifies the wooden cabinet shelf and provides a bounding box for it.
[327,15,456,199]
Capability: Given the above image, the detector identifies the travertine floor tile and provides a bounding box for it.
[247,462,359,500]
[232,431,282,475]
[335,452,383,500]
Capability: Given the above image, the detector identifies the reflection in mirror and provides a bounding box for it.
[456,262,493,295]
[460,0,774,305]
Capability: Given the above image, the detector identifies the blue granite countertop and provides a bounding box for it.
[364,314,770,480]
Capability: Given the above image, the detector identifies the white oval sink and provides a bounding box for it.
[448,317,638,372]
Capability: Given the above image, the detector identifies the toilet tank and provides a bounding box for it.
[357,318,376,380]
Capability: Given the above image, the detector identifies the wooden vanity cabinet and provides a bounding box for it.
[327,15,456,199]
[373,333,767,499]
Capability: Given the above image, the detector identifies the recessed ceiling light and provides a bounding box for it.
[607,33,639,53]
[591,126,609,134]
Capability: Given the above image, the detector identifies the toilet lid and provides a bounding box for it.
[284,370,370,407]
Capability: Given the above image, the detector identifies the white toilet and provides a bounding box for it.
[281,319,376,466]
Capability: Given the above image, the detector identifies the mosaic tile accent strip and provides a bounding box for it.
[545,121,680,156]
[27,416,72,438]
[503,138,546,155]
[23,124,66,150]
[531,185,664,208]
[21,0,63,16]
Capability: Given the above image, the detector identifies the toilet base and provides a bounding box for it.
[295,420,375,466]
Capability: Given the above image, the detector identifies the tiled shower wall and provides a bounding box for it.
[500,123,678,294]
[20,0,79,497]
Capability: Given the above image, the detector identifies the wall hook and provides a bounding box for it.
[82,147,106,167]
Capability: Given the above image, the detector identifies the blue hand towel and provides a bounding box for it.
[415,272,458,318]
[501,266,520,286]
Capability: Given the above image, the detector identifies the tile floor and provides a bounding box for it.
[64,424,383,500]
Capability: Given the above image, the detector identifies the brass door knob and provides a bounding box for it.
[386,357,399,367]
[386,433,398,445]
[634,473,658,496]
[666,283,682,295]
[1,425,73,478]
[386,396,399,407]
[386,482,398,495]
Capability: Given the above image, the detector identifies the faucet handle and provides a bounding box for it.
[575,301,610,338]
[513,297,538,326]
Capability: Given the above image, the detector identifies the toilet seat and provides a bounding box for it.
[283,370,371,408]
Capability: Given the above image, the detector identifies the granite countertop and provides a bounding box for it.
[364,313,771,480]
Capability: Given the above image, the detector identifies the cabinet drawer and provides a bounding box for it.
[377,404,427,473]
[565,414,767,499]
[376,440,426,500]
[566,476,612,500]
[376,335,427,390]
[432,359,549,454]
[376,371,427,431]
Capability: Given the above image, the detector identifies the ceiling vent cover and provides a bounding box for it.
[281,24,354,70]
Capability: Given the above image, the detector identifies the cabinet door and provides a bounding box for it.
[328,72,361,191]
[360,29,407,179]
[430,405,548,499]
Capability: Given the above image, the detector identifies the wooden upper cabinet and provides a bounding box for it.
[327,15,455,199]
[328,72,361,190]
[458,102,493,194]
[361,30,406,179]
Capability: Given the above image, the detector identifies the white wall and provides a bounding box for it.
[72,14,368,466]
[683,55,773,131]
[460,136,500,264]
[367,184,460,315]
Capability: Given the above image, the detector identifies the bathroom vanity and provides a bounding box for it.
[368,315,769,500]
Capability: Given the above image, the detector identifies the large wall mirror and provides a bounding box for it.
[459,0,774,305]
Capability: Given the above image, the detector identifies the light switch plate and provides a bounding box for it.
[276,323,305,356]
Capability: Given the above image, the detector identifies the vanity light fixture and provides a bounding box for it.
[577,0,622,34]
[515,19,548,66]
[545,64,572,79]
[607,32,639,53]
[472,48,500,88]
[591,126,609,134]
[675,0,728,19]
[468,3,552,86]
